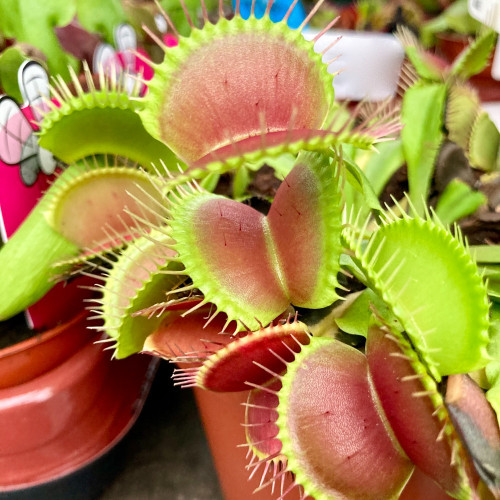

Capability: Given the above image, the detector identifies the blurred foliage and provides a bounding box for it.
[76,0,127,44]
[0,0,77,79]
[0,46,28,101]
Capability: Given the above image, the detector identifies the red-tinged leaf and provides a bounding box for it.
[267,152,342,308]
[170,192,290,330]
[141,16,334,164]
[142,309,233,361]
[245,378,283,460]
[366,325,477,498]
[278,337,414,499]
[189,129,337,170]
[168,152,343,330]
[47,164,164,248]
[195,320,311,392]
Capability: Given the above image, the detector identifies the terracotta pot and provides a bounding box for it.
[0,311,158,499]
[0,310,94,389]
[194,388,301,500]
[194,388,456,500]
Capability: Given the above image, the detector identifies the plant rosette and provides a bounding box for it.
[0,2,498,500]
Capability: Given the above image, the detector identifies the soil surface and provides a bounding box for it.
[0,313,38,350]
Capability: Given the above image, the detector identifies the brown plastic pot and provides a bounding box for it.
[194,388,301,500]
[194,388,455,500]
[0,310,94,389]
[0,310,158,499]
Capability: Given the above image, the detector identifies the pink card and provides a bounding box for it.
[0,99,54,241]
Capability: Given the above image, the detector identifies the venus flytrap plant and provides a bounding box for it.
[0,2,498,499]
[397,26,499,216]
[0,60,179,319]
[88,228,188,358]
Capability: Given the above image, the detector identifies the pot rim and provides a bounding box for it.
[0,353,159,492]
[0,309,88,360]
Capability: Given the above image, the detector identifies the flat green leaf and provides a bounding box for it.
[471,246,500,264]
[401,82,447,215]
[339,254,368,285]
[343,157,383,216]
[364,139,405,197]
[335,289,394,338]
[0,165,85,320]
[233,166,250,200]
[76,0,127,44]
[480,265,500,302]
[343,140,404,222]
[420,16,449,47]
[451,29,497,80]
[241,153,296,178]
[199,172,220,193]
[421,0,481,45]
[261,154,296,180]
[0,0,77,79]
[435,178,486,224]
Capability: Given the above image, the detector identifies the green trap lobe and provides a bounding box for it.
[345,217,490,377]
[48,168,164,248]
[100,231,180,358]
[39,104,176,169]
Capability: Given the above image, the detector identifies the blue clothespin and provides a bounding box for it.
[233,0,307,29]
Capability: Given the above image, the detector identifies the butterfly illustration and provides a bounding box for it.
[0,60,57,242]
[93,23,153,95]
[0,61,56,188]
